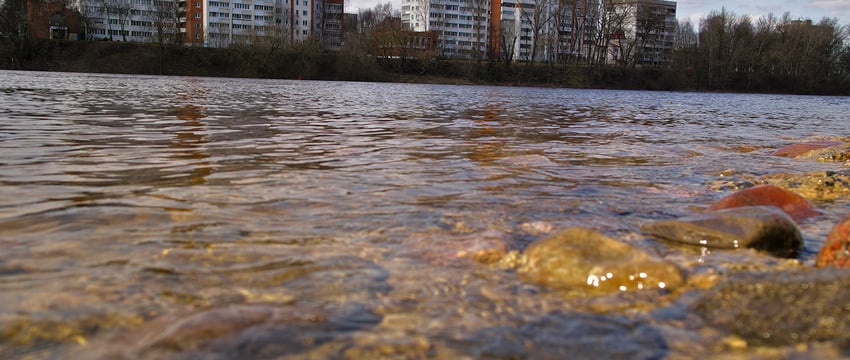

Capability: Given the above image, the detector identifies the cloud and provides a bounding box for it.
[346,0,400,13]
[808,0,850,20]
[754,5,782,14]
[809,0,850,11]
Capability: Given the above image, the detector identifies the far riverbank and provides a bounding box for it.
[2,40,849,95]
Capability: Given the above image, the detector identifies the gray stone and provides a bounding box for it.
[694,269,850,346]
[641,206,802,258]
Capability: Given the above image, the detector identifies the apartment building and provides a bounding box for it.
[403,0,675,65]
[74,0,341,48]
[401,0,490,59]
[205,0,279,47]
[632,0,676,68]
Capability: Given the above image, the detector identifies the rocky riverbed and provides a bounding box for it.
[26,139,843,359]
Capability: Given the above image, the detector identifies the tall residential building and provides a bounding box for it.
[77,0,186,42]
[402,0,601,62]
[632,0,676,68]
[401,0,490,59]
[205,0,279,47]
[76,0,342,48]
[402,0,675,65]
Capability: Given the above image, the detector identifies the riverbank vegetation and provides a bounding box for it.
[1,2,848,95]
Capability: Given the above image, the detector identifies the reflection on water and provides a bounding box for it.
[0,70,849,358]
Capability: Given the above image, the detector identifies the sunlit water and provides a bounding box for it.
[1,70,849,358]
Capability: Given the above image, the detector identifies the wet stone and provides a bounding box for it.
[817,214,850,268]
[760,171,850,202]
[403,229,514,265]
[694,269,850,346]
[706,184,820,222]
[709,171,850,202]
[279,256,392,301]
[642,206,803,258]
[793,143,850,163]
[772,140,845,158]
[96,303,382,358]
[517,227,683,294]
[454,312,668,359]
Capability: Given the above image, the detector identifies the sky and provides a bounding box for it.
[345,0,850,25]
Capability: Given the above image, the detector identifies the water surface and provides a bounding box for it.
[1,70,848,358]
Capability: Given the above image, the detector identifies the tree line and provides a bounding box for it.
[345,3,850,94]
[672,9,850,94]
[2,0,849,94]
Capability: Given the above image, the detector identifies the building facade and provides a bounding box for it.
[401,0,490,59]
[402,0,675,66]
[631,0,676,68]
[25,0,86,40]
[72,0,341,48]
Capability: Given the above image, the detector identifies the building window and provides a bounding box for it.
[194,13,200,18]
[195,1,200,7]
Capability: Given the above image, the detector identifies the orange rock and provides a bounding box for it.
[817,215,850,268]
[707,185,820,222]
[772,141,844,157]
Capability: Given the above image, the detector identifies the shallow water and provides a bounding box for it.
[1,70,849,358]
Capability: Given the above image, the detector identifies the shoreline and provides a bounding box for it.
[2,40,849,96]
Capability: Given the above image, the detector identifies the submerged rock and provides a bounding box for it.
[817,214,850,268]
[760,171,850,202]
[517,227,683,294]
[91,303,382,358]
[794,143,850,163]
[456,312,668,359]
[403,229,514,265]
[772,140,845,158]
[641,206,803,258]
[706,184,820,222]
[694,269,850,346]
[709,172,850,202]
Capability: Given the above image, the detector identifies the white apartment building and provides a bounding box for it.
[494,0,601,63]
[77,0,341,48]
[401,0,490,59]
[403,0,675,65]
[78,0,183,42]
[632,0,677,67]
[205,0,279,47]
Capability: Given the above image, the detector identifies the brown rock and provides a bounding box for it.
[404,229,513,265]
[517,227,683,294]
[772,140,844,157]
[707,184,820,222]
[816,214,850,268]
[641,206,803,258]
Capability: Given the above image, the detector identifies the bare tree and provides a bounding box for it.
[632,1,670,68]
[520,0,555,64]
[591,0,634,67]
[464,0,488,61]
[698,8,736,88]
[674,19,697,49]
[104,0,132,41]
[151,0,182,45]
[500,18,519,67]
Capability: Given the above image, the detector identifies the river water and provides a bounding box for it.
[1,70,848,358]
